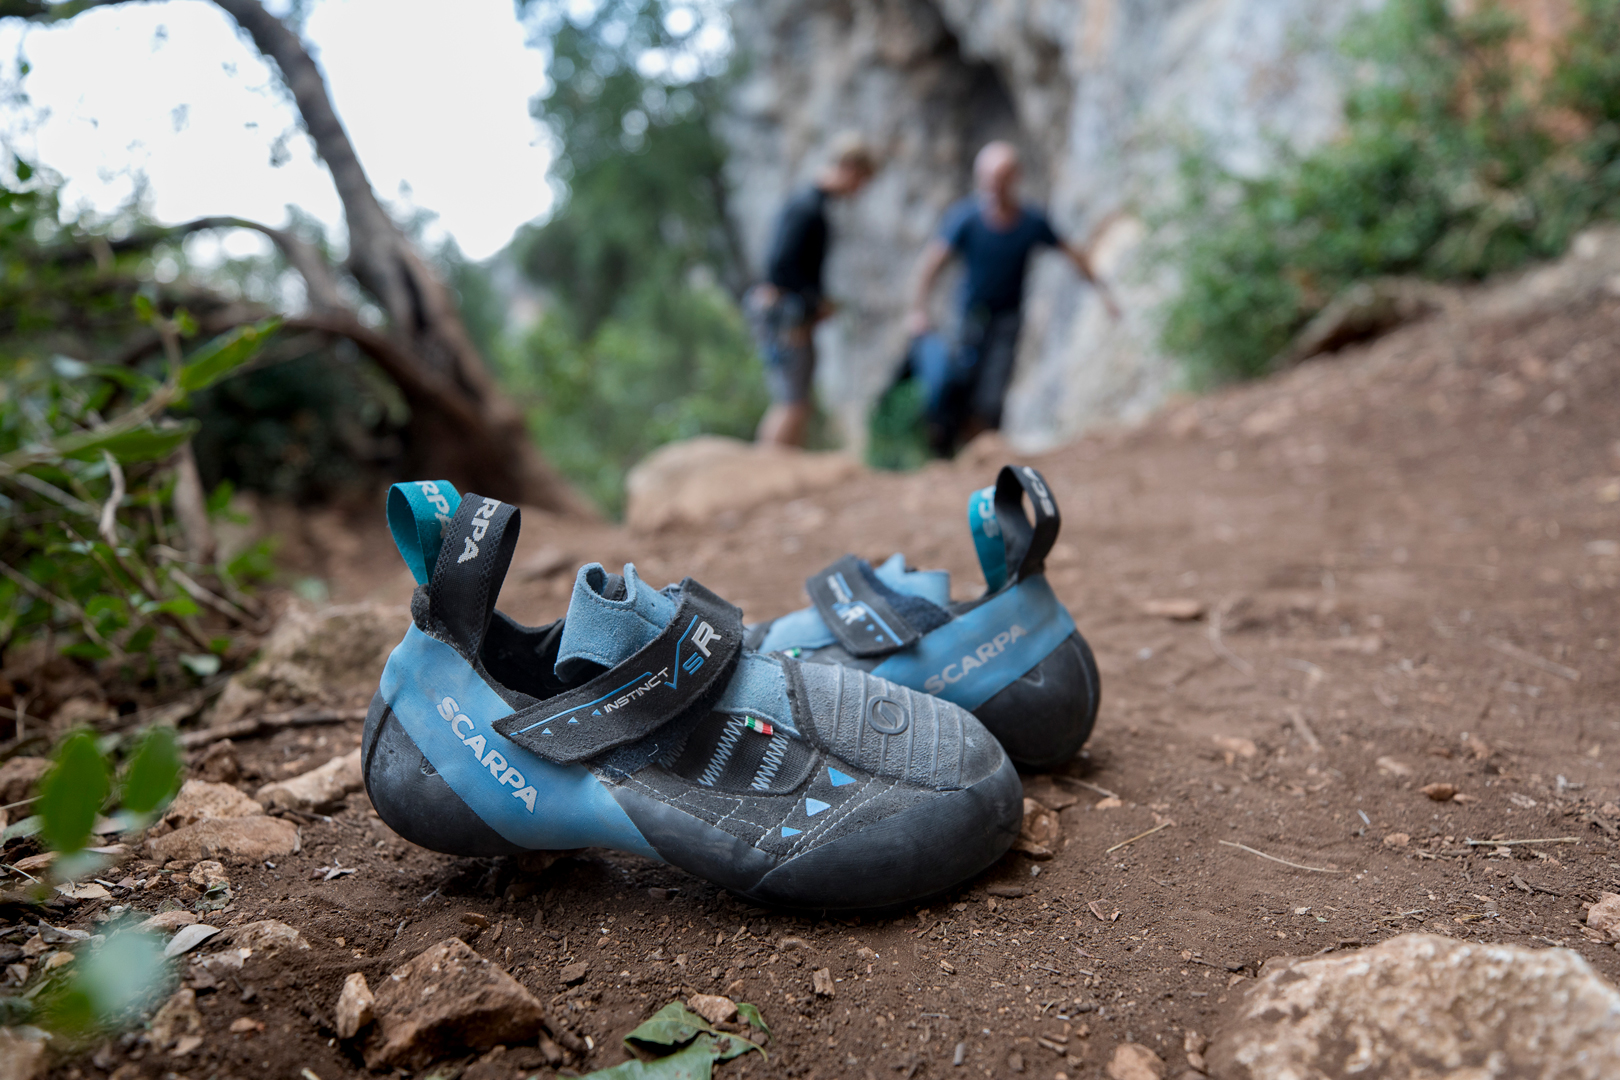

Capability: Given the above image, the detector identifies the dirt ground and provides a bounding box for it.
[16,284,1620,1080]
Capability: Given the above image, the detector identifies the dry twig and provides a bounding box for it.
[1105,822,1171,855]
[1209,594,1254,677]
[178,707,367,748]
[1464,837,1579,847]
[1485,638,1580,682]
[1219,840,1346,874]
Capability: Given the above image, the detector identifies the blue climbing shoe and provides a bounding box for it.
[746,465,1100,771]
[362,481,1022,911]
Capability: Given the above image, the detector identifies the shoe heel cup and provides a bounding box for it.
[973,630,1101,771]
[362,691,523,857]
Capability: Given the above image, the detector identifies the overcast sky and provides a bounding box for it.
[0,0,556,261]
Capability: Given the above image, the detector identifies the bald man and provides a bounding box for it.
[906,141,1117,454]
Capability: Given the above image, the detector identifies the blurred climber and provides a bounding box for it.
[905,140,1120,456]
[751,133,878,448]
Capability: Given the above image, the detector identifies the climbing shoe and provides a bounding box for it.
[746,465,1100,771]
[362,480,1022,911]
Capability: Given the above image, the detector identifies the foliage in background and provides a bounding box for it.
[1160,0,1620,384]
[0,162,274,678]
[866,379,932,473]
[507,0,766,515]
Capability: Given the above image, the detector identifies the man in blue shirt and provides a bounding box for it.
[905,141,1117,454]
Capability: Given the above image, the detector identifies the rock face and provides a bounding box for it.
[1207,933,1620,1079]
[624,435,861,532]
[366,938,548,1069]
[724,0,1370,449]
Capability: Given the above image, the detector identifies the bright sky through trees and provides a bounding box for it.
[0,0,556,260]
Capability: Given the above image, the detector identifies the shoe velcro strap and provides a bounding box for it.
[427,492,522,660]
[804,554,921,658]
[494,579,743,764]
[969,464,1061,592]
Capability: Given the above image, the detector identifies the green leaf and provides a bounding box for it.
[622,1002,763,1064]
[38,929,169,1035]
[179,320,280,392]
[132,293,155,325]
[1,815,41,844]
[120,726,182,815]
[38,731,112,856]
[152,597,201,618]
[582,1034,724,1079]
[61,641,112,661]
[58,420,199,465]
[735,1002,770,1038]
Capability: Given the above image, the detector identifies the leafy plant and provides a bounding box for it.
[580,999,767,1078]
[1158,0,1620,384]
[0,161,278,679]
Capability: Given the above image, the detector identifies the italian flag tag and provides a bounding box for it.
[743,716,773,736]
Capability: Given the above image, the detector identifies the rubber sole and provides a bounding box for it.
[974,630,1101,771]
[361,691,1023,911]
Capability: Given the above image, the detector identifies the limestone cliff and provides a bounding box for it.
[723,0,1377,450]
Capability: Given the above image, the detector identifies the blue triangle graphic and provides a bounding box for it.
[781,826,801,837]
[568,717,580,724]
[541,728,553,736]
[828,768,855,787]
[805,798,830,817]
[592,708,601,716]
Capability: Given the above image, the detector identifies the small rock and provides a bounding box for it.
[147,816,299,862]
[460,912,491,929]
[1094,796,1123,810]
[1140,598,1205,621]
[0,756,49,806]
[138,910,199,934]
[147,987,202,1048]
[256,748,363,813]
[985,885,1026,899]
[1421,782,1459,802]
[812,967,835,997]
[163,924,220,959]
[228,1017,264,1035]
[1382,832,1411,848]
[687,993,737,1025]
[559,960,589,985]
[1213,736,1258,763]
[171,1033,204,1056]
[189,860,229,888]
[11,851,55,874]
[159,779,265,831]
[1586,893,1620,941]
[1108,1043,1165,1080]
[365,938,549,1069]
[228,920,309,955]
[1013,798,1062,859]
[56,882,111,901]
[1375,756,1413,777]
[1206,933,1620,1078]
[195,740,241,784]
[0,1028,47,1080]
[335,972,376,1039]
[1007,1050,1025,1073]
[43,951,76,971]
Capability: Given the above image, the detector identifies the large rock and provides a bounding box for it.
[624,436,860,532]
[256,748,363,813]
[211,602,409,727]
[365,938,548,1069]
[723,0,1369,451]
[157,779,264,833]
[147,816,300,863]
[1207,933,1620,1079]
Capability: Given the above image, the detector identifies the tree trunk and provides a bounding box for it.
[210,0,593,515]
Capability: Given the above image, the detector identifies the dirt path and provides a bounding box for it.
[35,287,1620,1079]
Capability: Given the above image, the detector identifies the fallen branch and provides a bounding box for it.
[1219,840,1346,873]
[1464,837,1579,847]
[179,707,367,748]
[1485,638,1580,682]
[1105,822,1171,855]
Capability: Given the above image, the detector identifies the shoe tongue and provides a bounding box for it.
[555,563,678,681]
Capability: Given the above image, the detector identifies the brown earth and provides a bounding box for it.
[11,285,1620,1080]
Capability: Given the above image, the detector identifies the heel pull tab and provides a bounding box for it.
[388,481,462,584]
[427,492,521,659]
[969,465,1061,593]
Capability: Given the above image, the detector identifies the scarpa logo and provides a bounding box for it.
[923,624,1028,694]
[416,480,453,527]
[436,694,539,812]
[456,498,502,564]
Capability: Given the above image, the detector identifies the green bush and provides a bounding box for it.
[1160,0,1620,384]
